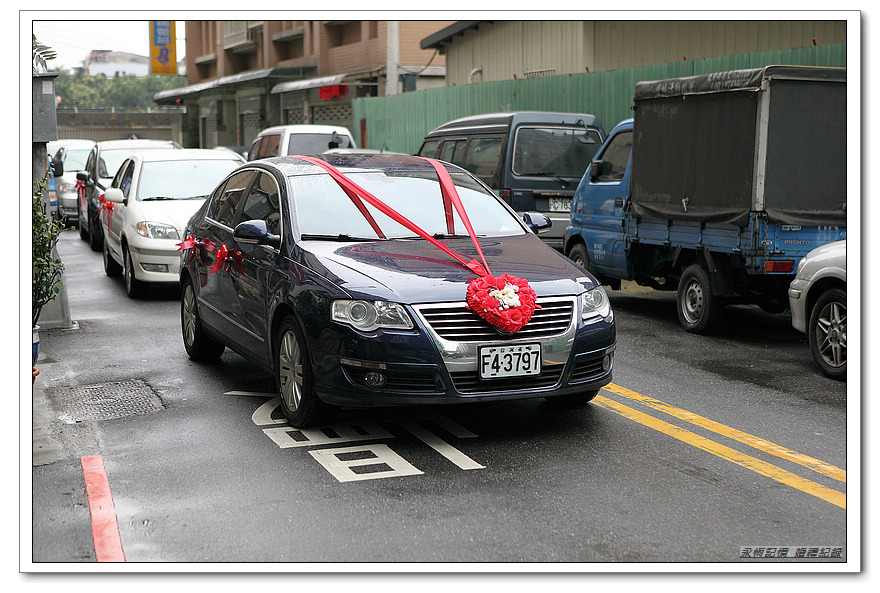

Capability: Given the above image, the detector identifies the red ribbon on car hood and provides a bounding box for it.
[295,156,539,332]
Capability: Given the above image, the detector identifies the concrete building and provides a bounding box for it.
[154,20,453,149]
[83,50,151,77]
[421,20,848,85]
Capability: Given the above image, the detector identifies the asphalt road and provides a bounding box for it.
[29,228,850,567]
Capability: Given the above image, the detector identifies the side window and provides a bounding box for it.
[249,137,264,161]
[237,172,281,236]
[418,140,442,159]
[112,161,135,199]
[461,137,503,178]
[595,130,633,182]
[85,148,97,178]
[261,134,281,158]
[207,170,255,228]
[439,139,466,165]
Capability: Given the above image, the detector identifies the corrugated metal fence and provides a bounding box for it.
[353,43,846,154]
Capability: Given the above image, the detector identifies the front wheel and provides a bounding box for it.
[181,278,225,361]
[809,288,846,380]
[276,316,326,428]
[103,239,122,276]
[89,216,103,251]
[123,246,145,298]
[677,264,723,334]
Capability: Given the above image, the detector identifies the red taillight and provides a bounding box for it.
[764,260,794,273]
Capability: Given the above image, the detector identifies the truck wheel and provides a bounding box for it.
[677,265,722,334]
[808,288,846,380]
[568,242,600,276]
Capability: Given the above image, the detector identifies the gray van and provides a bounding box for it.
[417,111,605,250]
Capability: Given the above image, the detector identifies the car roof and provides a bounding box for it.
[131,148,245,163]
[257,124,354,137]
[257,154,459,177]
[426,111,603,136]
[96,139,179,150]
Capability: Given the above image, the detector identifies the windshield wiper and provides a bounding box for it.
[432,233,485,240]
[141,196,175,201]
[299,233,385,242]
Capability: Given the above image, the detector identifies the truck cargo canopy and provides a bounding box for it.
[631,66,846,227]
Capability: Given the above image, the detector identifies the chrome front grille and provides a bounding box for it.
[415,298,575,342]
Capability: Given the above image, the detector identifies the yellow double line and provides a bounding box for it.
[594,384,846,509]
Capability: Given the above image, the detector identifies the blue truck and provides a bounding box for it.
[565,66,846,333]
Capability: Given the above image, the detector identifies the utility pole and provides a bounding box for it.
[385,21,399,96]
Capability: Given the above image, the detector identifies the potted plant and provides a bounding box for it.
[32,172,64,365]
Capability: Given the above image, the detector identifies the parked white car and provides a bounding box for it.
[100,149,244,297]
[248,124,356,160]
[788,240,846,379]
[47,138,96,225]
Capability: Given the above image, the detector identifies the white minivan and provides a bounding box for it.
[248,125,356,160]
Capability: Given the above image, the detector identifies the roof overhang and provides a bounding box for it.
[420,21,489,51]
[153,67,312,104]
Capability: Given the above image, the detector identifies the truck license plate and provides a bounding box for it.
[549,198,572,212]
[479,344,541,379]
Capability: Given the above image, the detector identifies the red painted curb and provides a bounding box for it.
[80,455,126,562]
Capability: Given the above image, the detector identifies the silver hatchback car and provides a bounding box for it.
[788,240,846,380]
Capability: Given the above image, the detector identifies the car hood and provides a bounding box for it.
[299,233,597,303]
[132,199,207,232]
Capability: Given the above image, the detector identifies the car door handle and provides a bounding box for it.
[614,197,624,208]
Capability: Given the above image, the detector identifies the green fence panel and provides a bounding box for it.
[354,44,846,154]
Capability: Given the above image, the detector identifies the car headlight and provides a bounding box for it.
[136,222,180,240]
[332,300,414,332]
[59,183,77,194]
[582,285,611,320]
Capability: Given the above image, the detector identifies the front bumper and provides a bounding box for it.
[310,296,616,407]
[128,238,185,284]
[788,278,809,334]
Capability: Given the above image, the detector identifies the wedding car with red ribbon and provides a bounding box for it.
[178,154,616,427]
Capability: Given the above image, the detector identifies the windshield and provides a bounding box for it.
[512,126,603,178]
[137,160,241,200]
[62,149,91,171]
[290,171,525,240]
[285,133,352,155]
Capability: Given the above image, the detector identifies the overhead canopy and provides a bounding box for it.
[271,73,348,94]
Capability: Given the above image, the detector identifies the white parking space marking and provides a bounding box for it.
[399,420,485,470]
[263,422,394,449]
[309,444,423,482]
[238,392,485,481]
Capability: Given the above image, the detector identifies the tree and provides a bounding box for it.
[52,69,185,109]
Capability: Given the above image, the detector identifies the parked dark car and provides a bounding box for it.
[417,112,606,250]
[76,139,181,251]
[179,154,616,427]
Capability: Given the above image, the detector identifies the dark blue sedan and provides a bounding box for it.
[179,154,615,427]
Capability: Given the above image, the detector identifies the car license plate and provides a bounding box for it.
[479,344,541,379]
[549,197,572,212]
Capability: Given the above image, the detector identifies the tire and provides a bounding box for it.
[568,243,595,274]
[546,389,600,408]
[276,316,326,428]
[808,288,846,380]
[181,278,225,361]
[78,204,89,241]
[103,239,122,276]
[677,264,723,334]
[88,216,103,251]
[123,246,145,298]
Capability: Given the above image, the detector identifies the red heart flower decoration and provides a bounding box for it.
[466,274,540,333]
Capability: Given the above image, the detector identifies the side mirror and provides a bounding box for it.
[234,219,281,249]
[76,171,91,183]
[104,188,125,204]
[589,161,608,181]
[50,157,64,177]
[522,212,552,234]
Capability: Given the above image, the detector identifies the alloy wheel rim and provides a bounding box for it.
[279,330,304,413]
[182,285,196,347]
[816,301,847,368]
